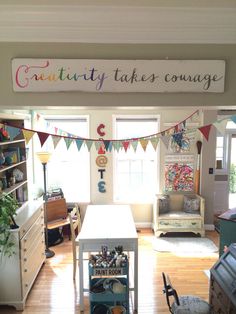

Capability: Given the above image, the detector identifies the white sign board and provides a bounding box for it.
[12,59,225,93]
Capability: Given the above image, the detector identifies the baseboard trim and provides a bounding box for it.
[205,224,215,231]
[135,222,152,229]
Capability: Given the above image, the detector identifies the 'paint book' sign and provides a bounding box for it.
[12,59,225,93]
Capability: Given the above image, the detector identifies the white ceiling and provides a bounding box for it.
[0,1,236,44]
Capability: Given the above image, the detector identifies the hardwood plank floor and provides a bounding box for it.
[0,229,219,314]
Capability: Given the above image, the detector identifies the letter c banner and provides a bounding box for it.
[97,124,105,137]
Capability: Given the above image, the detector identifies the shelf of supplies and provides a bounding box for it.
[0,160,26,173]
[0,139,25,147]
[1,180,28,195]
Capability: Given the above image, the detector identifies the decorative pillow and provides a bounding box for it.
[183,195,200,213]
[159,195,170,214]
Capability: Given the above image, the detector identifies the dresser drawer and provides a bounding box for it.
[20,213,44,253]
[19,206,44,239]
[158,219,201,229]
[21,237,45,297]
[210,292,227,314]
[210,278,230,309]
[21,231,44,262]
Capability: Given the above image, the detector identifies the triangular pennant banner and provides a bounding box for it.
[139,139,149,151]
[231,115,236,124]
[150,137,159,151]
[85,140,93,151]
[103,140,111,151]
[122,141,130,152]
[95,141,102,151]
[185,129,197,144]
[37,131,50,147]
[131,140,139,152]
[113,141,122,151]
[64,137,74,150]
[160,135,170,149]
[22,129,35,144]
[6,125,21,141]
[198,124,212,141]
[51,135,61,149]
[108,141,113,152]
[213,119,228,135]
[75,139,84,151]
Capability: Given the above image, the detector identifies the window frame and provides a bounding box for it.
[36,114,91,203]
[112,114,160,204]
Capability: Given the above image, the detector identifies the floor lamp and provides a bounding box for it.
[36,152,55,258]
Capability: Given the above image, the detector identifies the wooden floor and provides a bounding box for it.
[0,229,219,314]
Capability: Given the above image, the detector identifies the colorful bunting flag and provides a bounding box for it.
[75,139,84,151]
[5,125,21,141]
[122,141,130,152]
[231,115,236,124]
[198,124,212,141]
[139,139,149,151]
[22,129,35,144]
[37,131,50,147]
[51,135,61,149]
[160,135,170,149]
[213,119,228,135]
[85,140,93,151]
[150,137,159,151]
[64,137,74,150]
[131,140,139,152]
[103,140,111,152]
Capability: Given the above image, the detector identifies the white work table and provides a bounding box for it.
[76,204,138,312]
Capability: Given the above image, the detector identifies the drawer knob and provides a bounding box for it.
[217,292,222,298]
[24,258,27,262]
[24,238,27,242]
[24,248,27,252]
[24,269,27,272]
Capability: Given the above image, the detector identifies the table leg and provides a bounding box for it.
[79,246,84,312]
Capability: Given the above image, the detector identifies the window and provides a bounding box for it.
[43,117,90,203]
[113,116,159,203]
[216,133,225,169]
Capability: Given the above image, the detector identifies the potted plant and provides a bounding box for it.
[0,193,19,257]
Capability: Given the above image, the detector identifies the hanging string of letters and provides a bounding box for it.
[0,110,235,153]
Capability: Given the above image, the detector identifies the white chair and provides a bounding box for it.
[68,204,81,281]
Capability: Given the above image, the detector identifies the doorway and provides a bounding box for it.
[229,134,236,209]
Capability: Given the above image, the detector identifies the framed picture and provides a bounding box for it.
[164,155,194,192]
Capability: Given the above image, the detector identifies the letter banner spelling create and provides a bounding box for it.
[12,59,225,93]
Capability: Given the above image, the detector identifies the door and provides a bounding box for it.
[229,134,236,209]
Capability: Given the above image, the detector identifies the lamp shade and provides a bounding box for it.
[36,152,51,164]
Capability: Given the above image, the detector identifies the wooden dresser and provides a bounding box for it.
[209,243,236,313]
[0,200,45,310]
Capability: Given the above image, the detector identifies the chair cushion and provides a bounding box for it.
[183,195,200,214]
[172,295,212,313]
[159,195,170,214]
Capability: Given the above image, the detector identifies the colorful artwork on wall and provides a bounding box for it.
[164,155,194,192]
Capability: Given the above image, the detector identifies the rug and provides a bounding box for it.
[153,237,218,255]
